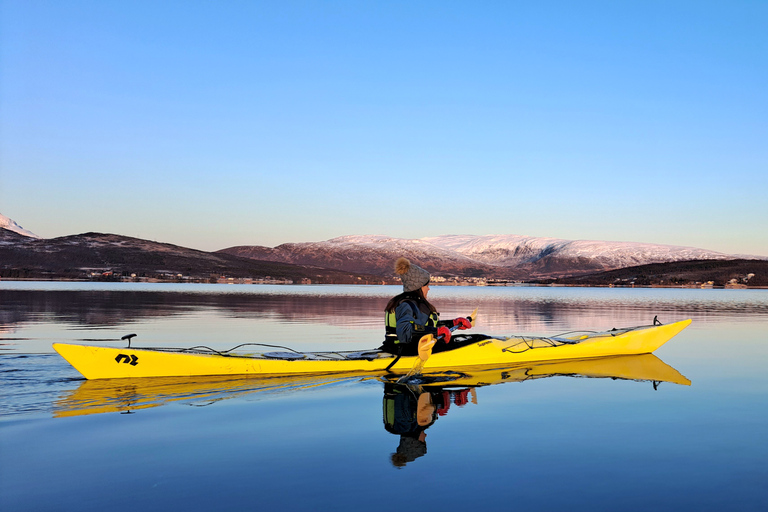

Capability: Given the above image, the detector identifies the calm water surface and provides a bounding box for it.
[1,282,767,511]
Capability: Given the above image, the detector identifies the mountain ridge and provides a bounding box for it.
[219,233,748,279]
[0,228,386,283]
[2,212,764,285]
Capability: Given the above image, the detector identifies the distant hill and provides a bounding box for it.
[219,234,752,280]
[0,229,387,284]
[539,259,768,288]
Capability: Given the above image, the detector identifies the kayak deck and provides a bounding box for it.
[53,319,692,380]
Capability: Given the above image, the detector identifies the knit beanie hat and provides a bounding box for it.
[392,435,427,466]
[395,257,430,292]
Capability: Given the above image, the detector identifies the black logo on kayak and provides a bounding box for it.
[115,354,139,366]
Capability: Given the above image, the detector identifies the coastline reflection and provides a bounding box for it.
[4,286,765,339]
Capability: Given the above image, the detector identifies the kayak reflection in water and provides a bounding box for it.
[381,258,472,357]
[383,382,476,467]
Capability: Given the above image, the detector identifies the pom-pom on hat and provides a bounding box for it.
[395,257,431,292]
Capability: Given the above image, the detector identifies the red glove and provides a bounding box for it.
[437,326,452,343]
[437,391,451,415]
[454,389,470,406]
[453,317,471,330]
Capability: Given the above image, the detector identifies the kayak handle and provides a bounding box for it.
[121,333,137,348]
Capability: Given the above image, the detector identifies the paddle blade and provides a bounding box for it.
[417,334,437,361]
[469,308,478,327]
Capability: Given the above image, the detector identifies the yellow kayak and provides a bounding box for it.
[54,353,690,417]
[53,319,691,380]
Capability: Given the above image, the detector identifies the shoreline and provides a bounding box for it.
[1,277,765,290]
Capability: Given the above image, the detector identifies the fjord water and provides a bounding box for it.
[1,282,767,511]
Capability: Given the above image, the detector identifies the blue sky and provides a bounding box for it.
[1,0,766,255]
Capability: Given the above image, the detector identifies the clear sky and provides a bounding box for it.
[1,0,766,255]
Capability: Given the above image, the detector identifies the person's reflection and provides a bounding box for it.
[383,382,476,467]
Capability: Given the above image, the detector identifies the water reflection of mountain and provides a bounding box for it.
[3,287,765,335]
[0,289,388,328]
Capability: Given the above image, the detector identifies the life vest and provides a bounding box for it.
[383,384,442,435]
[384,300,440,345]
[383,384,419,435]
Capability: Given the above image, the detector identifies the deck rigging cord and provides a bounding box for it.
[87,314,665,364]
[122,341,383,361]
[499,321,660,354]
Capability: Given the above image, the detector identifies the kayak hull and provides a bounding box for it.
[53,319,692,380]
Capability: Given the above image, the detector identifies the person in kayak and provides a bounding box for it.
[381,257,472,356]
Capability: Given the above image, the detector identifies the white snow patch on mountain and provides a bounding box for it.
[301,233,739,271]
[325,235,478,261]
[0,214,40,238]
[421,234,734,267]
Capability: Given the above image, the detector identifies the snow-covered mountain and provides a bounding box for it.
[0,214,40,238]
[0,213,750,280]
[220,235,494,277]
[220,234,738,279]
[423,234,733,269]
